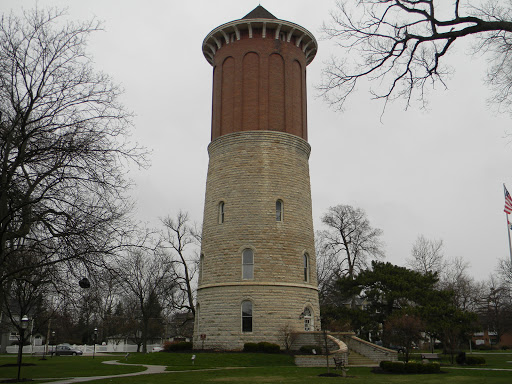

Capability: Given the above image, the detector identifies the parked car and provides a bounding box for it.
[389,345,406,353]
[151,346,164,353]
[52,345,83,356]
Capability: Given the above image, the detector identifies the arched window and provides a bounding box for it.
[218,201,225,223]
[276,200,283,221]
[303,253,309,282]
[242,248,254,279]
[241,300,253,332]
[303,307,313,331]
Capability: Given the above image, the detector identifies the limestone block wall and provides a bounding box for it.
[195,285,319,350]
[194,131,321,350]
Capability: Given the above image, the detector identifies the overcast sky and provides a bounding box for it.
[5,0,512,281]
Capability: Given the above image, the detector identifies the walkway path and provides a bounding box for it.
[36,361,168,384]
[34,361,245,384]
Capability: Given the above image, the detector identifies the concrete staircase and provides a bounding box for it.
[348,350,378,366]
[292,331,396,368]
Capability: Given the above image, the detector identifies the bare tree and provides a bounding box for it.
[116,248,174,353]
[476,275,512,345]
[498,257,512,285]
[441,256,480,312]
[407,235,445,274]
[320,0,512,112]
[384,313,424,363]
[0,8,146,317]
[317,205,384,281]
[161,211,199,316]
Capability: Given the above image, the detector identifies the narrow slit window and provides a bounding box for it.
[242,248,254,279]
[218,202,225,223]
[199,254,204,283]
[303,253,309,282]
[276,200,283,221]
[241,300,253,332]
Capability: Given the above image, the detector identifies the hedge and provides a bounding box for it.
[243,342,281,354]
[465,356,486,365]
[299,345,323,354]
[380,361,440,374]
[163,341,193,352]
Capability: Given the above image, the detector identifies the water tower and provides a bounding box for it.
[194,5,320,350]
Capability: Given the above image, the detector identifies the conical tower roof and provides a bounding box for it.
[242,5,276,20]
[202,6,318,66]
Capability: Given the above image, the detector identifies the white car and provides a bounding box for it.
[151,346,164,352]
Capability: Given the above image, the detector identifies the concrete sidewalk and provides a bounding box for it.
[31,360,167,384]
[7,361,246,383]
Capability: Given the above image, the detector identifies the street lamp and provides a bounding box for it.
[93,328,98,359]
[51,331,56,358]
[17,315,29,382]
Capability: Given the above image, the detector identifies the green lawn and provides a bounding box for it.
[406,351,512,369]
[125,351,296,369]
[0,355,145,381]
[0,351,510,383]
[78,366,512,384]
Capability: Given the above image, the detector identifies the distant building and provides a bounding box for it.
[193,6,321,350]
[472,330,512,348]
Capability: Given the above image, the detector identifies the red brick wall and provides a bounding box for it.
[210,35,308,141]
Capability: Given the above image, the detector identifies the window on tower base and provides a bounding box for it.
[241,300,253,332]
[242,248,254,279]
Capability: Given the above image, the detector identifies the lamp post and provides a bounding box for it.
[17,315,29,382]
[93,328,98,359]
[51,331,56,358]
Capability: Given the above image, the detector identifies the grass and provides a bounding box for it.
[74,366,512,384]
[406,350,512,369]
[0,351,510,383]
[0,355,145,381]
[125,351,296,369]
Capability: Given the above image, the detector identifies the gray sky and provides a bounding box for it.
[5,0,512,280]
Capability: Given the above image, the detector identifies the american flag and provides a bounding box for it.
[505,186,512,214]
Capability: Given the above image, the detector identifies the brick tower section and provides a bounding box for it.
[194,6,320,350]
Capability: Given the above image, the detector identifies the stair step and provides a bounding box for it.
[348,350,378,366]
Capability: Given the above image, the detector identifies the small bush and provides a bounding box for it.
[243,341,280,353]
[465,356,486,365]
[422,363,440,373]
[243,343,259,352]
[257,341,280,354]
[379,361,440,374]
[475,344,492,350]
[501,345,510,350]
[299,345,323,354]
[404,362,420,373]
[456,351,466,365]
[163,341,193,352]
[380,361,405,373]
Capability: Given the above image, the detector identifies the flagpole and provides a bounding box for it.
[504,184,512,264]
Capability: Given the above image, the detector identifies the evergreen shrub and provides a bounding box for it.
[456,351,466,365]
[299,345,323,354]
[380,361,440,374]
[243,342,280,353]
[243,343,259,352]
[465,356,486,365]
[163,341,193,351]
